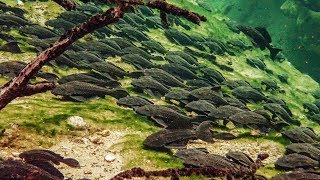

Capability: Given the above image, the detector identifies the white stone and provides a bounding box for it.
[104,153,116,162]
[67,116,87,130]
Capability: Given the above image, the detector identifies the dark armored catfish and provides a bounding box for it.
[237,25,281,60]
[143,121,214,150]
[51,81,128,101]
[19,149,80,168]
[134,104,194,129]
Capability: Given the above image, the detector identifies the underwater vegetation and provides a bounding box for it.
[209,0,320,83]
[0,0,320,179]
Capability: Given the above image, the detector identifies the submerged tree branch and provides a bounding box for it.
[0,0,206,111]
[53,0,76,10]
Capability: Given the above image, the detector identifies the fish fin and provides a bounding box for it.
[134,64,144,70]
[153,55,164,61]
[255,27,272,43]
[165,140,189,149]
[107,89,129,99]
[269,47,282,60]
[212,132,237,140]
[151,117,168,128]
[69,96,91,102]
[195,121,214,142]
[62,158,80,168]
[144,89,155,97]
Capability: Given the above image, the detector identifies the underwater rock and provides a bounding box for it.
[67,116,87,130]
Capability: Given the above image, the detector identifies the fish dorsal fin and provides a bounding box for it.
[255,27,272,43]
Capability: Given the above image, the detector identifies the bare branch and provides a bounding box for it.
[53,0,77,10]
[18,81,56,97]
[146,0,207,25]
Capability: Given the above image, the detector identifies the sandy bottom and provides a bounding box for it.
[49,130,127,179]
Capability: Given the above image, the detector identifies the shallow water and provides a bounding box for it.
[0,0,320,179]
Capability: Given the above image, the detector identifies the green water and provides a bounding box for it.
[0,0,320,179]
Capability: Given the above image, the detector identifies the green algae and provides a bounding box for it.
[0,0,320,177]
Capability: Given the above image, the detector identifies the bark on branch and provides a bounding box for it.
[53,0,76,10]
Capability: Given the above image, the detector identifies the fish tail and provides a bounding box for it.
[269,47,282,60]
[195,121,214,142]
[62,158,80,168]
[107,89,129,99]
